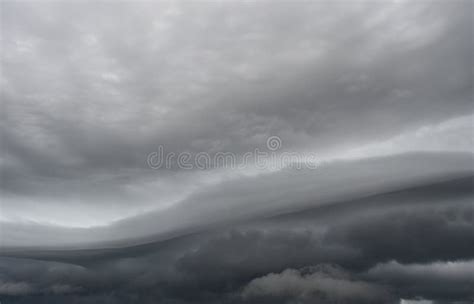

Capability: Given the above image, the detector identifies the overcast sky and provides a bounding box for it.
[1,0,472,227]
[0,1,473,303]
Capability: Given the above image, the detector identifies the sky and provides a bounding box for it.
[0,1,473,303]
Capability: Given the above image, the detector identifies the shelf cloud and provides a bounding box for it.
[0,1,472,303]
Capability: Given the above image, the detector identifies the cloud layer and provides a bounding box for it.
[1,1,473,303]
[1,175,473,303]
[1,0,473,226]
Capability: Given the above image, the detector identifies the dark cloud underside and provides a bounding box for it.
[1,1,473,303]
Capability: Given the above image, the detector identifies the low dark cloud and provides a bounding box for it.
[1,176,473,303]
[1,152,472,247]
[367,260,474,302]
[1,1,473,303]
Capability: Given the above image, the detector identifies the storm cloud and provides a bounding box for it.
[1,0,473,303]
[1,175,473,303]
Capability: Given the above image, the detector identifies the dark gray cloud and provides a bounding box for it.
[1,0,473,226]
[1,152,472,247]
[0,1,473,303]
[1,175,473,303]
[367,260,474,302]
